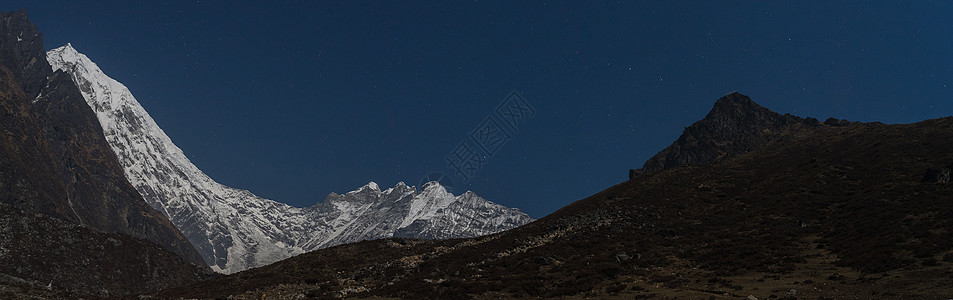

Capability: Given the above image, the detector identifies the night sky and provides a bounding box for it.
[5,1,952,217]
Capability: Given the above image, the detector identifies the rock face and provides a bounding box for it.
[47,44,534,274]
[633,92,820,178]
[0,9,208,297]
[0,10,48,100]
[0,10,69,223]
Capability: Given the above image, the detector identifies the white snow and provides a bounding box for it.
[46,44,534,274]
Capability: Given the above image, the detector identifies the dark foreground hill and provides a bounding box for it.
[0,202,209,298]
[162,93,953,299]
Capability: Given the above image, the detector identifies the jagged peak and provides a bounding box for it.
[420,181,452,197]
[346,181,380,195]
[49,43,74,54]
[420,180,444,190]
[705,92,775,121]
[364,181,379,191]
[715,91,756,106]
[456,190,480,200]
[48,43,93,67]
[635,92,816,176]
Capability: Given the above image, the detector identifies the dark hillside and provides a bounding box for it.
[165,96,953,299]
[0,202,210,298]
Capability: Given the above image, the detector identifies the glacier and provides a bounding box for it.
[46,43,534,274]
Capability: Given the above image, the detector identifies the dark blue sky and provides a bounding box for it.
[6,1,952,217]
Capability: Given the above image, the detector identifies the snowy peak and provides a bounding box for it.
[365,181,380,191]
[319,181,533,241]
[47,43,102,86]
[382,181,412,195]
[48,43,133,115]
[48,42,77,59]
[339,181,462,202]
[336,181,453,202]
[48,44,535,274]
[418,180,453,199]
[347,181,381,195]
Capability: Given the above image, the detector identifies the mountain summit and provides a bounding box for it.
[46,44,533,274]
[633,92,819,177]
[705,91,780,122]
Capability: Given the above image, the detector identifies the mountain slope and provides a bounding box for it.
[0,9,204,267]
[0,9,209,297]
[47,43,533,274]
[166,94,953,299]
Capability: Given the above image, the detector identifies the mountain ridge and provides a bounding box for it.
[47,43,534,274]
[165,93,953,299]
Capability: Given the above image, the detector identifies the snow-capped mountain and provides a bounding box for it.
[46,44,534,274]
[312,181,532,247]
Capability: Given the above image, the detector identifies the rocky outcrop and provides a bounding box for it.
[631,92,820,178]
